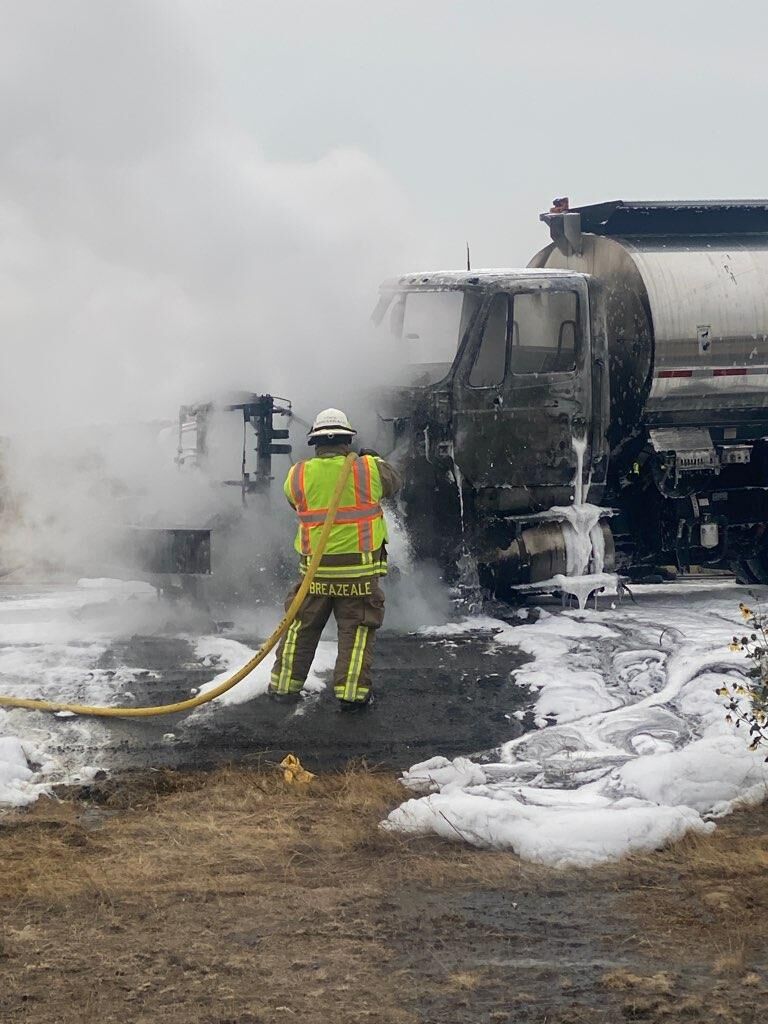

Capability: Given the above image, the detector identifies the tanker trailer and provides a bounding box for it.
[373,200,768,594]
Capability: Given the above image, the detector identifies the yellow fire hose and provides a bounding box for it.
[0,453,358,719]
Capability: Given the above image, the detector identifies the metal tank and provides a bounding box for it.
[530,201,768,446]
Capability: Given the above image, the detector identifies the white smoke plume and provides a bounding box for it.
[0,2,421,432]
[0,2,433,597]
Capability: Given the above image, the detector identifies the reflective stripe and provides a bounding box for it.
[353,459,375,551]
[297,502,382,525]
[299,549,386,580]
[656,365,768,379]
[343,625,370,701]
[289,462,306,506]
[354,458,373,504]
[269,673,304,694]
[359,521,373,550]
[275,618,302,693]
[289,463,311,556]
[299,561,387,580]
[303,550,375,568]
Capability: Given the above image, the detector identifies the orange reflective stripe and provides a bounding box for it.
[289,462,307,509]
[290,463,311,554]
[354,457,373,504]
[352,460,362,506]
[339,506,381,523]
[353,458,374,550]
[360,517,374,550]
[297,502,382,525]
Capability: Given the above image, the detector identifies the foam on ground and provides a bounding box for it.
[192,635,335,706]
[384,583,768,867]
[0,578,337,804]
[0,579,161,805]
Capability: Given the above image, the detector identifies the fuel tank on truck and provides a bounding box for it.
[529,200,768,454]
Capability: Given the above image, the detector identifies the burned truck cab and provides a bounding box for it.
[374,270,610,575]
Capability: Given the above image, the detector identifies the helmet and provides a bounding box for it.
[307,407,357,444]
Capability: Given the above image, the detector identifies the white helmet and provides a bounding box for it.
[307,407,357,444]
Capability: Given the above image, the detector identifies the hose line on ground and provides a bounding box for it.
[0,453,358,719]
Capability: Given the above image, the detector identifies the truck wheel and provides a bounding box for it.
[733,557,768,585]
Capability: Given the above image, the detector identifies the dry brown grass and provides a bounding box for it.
[600,969,677,994]
[1,764,534,908]
[2,766,768,1024]
[3,766,766,918]
[612,805,768,967]
[0,768,423,1024]
[447,970,482,991]
[2,765,545,1024]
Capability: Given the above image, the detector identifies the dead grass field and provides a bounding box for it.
[1,766,766,1023]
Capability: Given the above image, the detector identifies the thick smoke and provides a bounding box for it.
[0,2,445,615]
[0,3,419,433]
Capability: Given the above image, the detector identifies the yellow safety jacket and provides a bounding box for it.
[284,454,388,579]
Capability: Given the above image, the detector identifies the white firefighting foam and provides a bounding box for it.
[553,436,617,607]
[572,434,588,507]
[384,582,768,867]
[521,436,618,609]
[2,578,766,871]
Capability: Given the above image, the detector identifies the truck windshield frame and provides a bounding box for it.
[382,288,482,386]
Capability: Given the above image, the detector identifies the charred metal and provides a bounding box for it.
[374,200,768,592]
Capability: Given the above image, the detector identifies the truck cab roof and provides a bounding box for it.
[380,268,585,292]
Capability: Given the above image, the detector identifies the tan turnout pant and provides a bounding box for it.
[269,577,385,702]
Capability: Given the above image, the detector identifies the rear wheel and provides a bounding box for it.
[732,554,768,585]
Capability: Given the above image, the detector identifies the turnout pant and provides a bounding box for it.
[269,577,385,702]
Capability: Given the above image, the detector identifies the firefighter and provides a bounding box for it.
[268,408,401,711]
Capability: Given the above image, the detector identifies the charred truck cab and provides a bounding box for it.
[375,200,768,592]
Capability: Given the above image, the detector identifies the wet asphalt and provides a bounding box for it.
[37,628,532,776]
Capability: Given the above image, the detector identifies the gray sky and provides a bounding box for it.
[0,1,764,431]
[193,0,767,262]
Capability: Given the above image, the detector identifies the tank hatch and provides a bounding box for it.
[560,199,768,237]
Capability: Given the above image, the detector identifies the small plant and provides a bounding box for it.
[718,602,768,756]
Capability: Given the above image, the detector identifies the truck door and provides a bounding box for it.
[451,277,595,513]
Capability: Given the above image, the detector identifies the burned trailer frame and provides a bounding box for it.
[177,393,293,500]
[121,394,294,587]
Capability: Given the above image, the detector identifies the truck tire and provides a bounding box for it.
[733,556,768,585]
